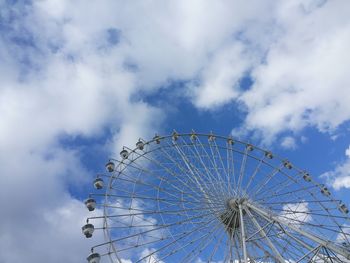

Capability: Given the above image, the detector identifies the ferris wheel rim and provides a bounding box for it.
[85,131,350,263]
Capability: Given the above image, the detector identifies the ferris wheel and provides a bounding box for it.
[83,131,350,263]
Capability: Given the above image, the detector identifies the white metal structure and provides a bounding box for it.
[84,132,350,262]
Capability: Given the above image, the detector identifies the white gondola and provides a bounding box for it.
[153,135,161,144]
[120,149,128,159]
[320,185,331,197]
[283,160,292,169]
[105,161,115,172]
[172,132,179,141]
[82,223,95,238]
[190,132,197,141]
[87,252,101,263]
[136,140,144,150]
[339,202,349,214]
[208,134,215,142]
[343,242,350,248]
[93,178,104,190]
[227,137,234,145]
[246,144,254,151]
[303,172,312,182]
[265,151,273,159]
[85,198,96,211]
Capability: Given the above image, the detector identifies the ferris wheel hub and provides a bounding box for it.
[219,198,248,235]
[227,198,247,211]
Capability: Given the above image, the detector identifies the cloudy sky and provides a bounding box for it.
[1,0,350,262]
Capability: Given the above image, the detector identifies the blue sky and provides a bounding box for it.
[1,0,350,262]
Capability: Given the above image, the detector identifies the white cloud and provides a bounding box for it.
[346,145,350,158]
[139,248,164,263]
[110,102,164,153]
[332,176,350,190]
[196,258,224,263]
[300,136,308,144]
[336,224,350,244]
[280,136,297,150]
[30,0,275,90]
[321,146,350,190]
[320,146,350,190]
[0,196,105,262]
[110,0,275,89]
[189,43,255,109]
[0,1,165,262]
[236,0,350,142]
[280,201,312,225]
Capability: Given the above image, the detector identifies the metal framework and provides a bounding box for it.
[83,132,350,263]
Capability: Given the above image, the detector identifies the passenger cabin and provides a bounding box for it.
[265,151,273,159]
[172,132,179,141]
[136,140,144,150]
[87,253,100,263]
[320,185,331,197]
[227,138,234,145]
[246,144,254,151]
[153,135,161,144]
[85,198,96,211]
[93,178,104,190]
[120,149,128,159]
[339,202,349,214]
[82,223,94,238]
[105,161,115,172]
[303,173,312,182]
[283,160,292,169]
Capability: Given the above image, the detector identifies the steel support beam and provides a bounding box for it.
[245,201,350,260]
[245,208,285,263]
[238,203,248,262]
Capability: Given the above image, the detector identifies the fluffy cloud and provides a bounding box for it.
[321,145,350,190]
[196,258,224,263]
[346,147,350,158]
[109,0,274,89]
[280,201,312,225]
[139,248,164,263]
[0,1,164,262]
[280,136,297,150]
[0,187,105,262]
[237,0,350,142]
[189,43,255,109]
